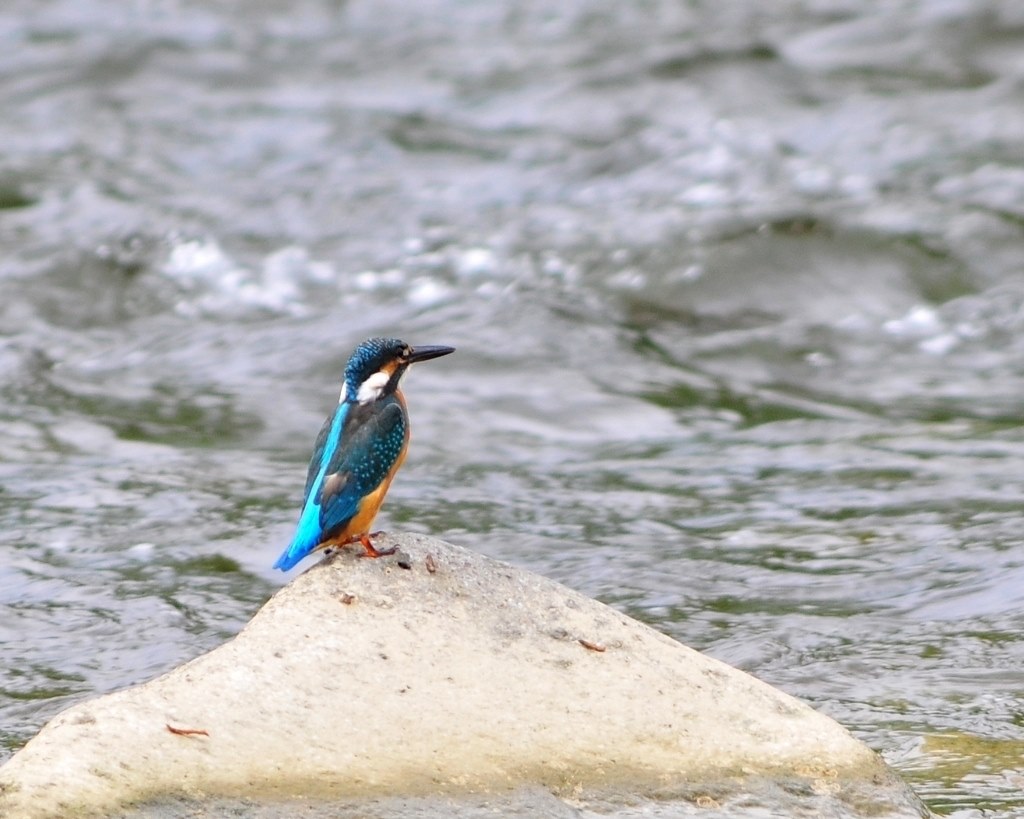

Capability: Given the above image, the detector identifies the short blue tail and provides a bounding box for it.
[273,501,323,571]
[272,543,309,572]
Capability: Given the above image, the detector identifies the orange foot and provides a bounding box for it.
[343,531,395,559]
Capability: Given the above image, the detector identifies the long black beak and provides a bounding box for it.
[407,344,455,364]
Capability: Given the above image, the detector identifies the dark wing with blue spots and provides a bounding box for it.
[317,398,408,538]
[273,399,405,572]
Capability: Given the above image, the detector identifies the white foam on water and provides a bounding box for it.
[161,239,335,317]
[883,305,940,336]
[407,276,453,308]
[453,246,497,278]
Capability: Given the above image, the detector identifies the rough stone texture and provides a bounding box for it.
[0,535,925,818]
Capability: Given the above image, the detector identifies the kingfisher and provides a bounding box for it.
[273,337,455,571]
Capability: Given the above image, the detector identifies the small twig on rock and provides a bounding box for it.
[166,724,209,737]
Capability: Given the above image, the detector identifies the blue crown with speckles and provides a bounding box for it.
[344,337,406,394]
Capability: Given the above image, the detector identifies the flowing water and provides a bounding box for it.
[3,0,1024,815]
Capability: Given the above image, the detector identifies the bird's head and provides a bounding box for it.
[340,337,455,404]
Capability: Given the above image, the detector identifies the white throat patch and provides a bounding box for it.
[356,370,391,404]
[338,382,349,403]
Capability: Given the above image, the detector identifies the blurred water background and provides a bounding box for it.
[2,0,1024,815]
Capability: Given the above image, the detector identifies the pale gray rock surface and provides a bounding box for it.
[0,534,925,818]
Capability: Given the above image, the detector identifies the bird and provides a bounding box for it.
[273,337,455,571]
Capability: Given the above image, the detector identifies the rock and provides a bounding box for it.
[0,534,925,818]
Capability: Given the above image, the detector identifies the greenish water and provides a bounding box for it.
[3,1,1024,815]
